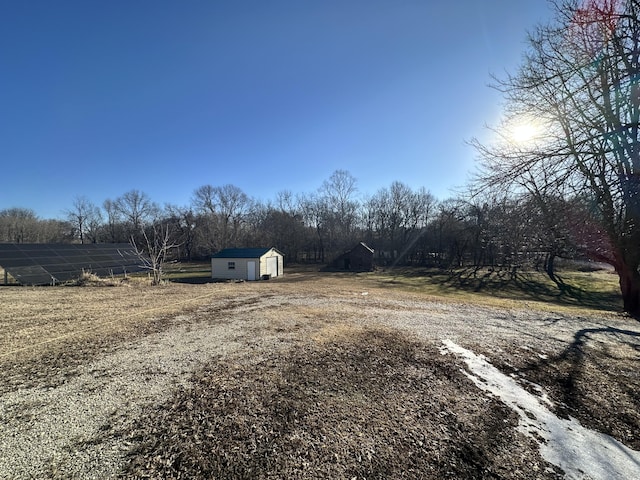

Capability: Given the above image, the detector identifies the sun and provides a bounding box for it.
[510,123,540,142]
[505,117,543,145]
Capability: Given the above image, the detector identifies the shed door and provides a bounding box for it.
[266,256,278,277]
[247,261,256,281]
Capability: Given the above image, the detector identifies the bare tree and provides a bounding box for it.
[192,184,217,215]
[298,192,328,262]
[64,196,103,244]
[192,184,250,250]
[215,184,250,248]
[131,223,179,286]
[319,170,360,252]
[473,0,640,315]
[275,189,296,213]
[103,199,123,243]
[0,208,40,243]
[361,182,436,264]
[321,170,359,219]
[115,190,158,233]
[165,204,197,261]
[246,199,307,263]
[430,199,470,268]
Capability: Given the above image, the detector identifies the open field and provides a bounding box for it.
[1,267,639,479]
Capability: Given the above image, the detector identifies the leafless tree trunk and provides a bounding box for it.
[131,223,179,286]
[320,170,359,252]
[115,190,159,235]
[473,0,640,316]
[103,199,123,243]
[0,208,40,243]
[64,196,103,244]
[192,184,250,250]
[165,205,197,262]
[299,193,327,263]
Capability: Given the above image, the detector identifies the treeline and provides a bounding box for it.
[7,1,638,312]
[0,169,586,273]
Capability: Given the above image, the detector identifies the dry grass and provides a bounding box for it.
[0,267,18,285]
[0,282,246,399]
[0,266,625,380]
[1,267,638,479]
[63,271,126,287]
[0,281,239,370]
[364,266,622,313]
[122,328,558,480]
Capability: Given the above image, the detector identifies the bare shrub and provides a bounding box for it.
[67,271,126,287]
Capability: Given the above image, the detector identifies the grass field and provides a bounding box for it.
[1,265,638,479]
[368,266,622,311]
[164,262,623,313]
[1,261,623,312]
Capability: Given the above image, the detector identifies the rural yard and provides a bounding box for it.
[1,268,640,479]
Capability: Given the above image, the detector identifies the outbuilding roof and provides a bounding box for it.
[211,247,281,259]
[353,242,374,253]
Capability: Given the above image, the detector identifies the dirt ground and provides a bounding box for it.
[1,270,638,479]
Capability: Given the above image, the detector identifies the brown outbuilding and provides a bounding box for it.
[329,242,375,272]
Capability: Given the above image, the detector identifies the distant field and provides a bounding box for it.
[367,265,622,312]
[2,261,623,313]
[1,267,638,479]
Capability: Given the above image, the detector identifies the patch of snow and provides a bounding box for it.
[517,377,554,408]
[441,339,640,480]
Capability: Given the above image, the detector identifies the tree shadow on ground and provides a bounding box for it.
[433,267,621,312]
[169,277,220,284]
[498,326,640,451]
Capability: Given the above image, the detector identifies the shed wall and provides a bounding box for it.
[259,250,283,278]
[327,243,374,271]
[211,248,284,280]
[211,258,259,280]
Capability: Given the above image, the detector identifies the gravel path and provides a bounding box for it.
[0,294,284,479]
[1,288,638,479]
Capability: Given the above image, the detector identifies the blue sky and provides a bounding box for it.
[1,1,552,219]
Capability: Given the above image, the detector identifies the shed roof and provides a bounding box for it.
[353,242,374,253]
[211,247,282,259]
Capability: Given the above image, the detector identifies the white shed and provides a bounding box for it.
[211,247,284,281]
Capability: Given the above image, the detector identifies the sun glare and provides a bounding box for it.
[507,117,546,146]
[511,123,538,142]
